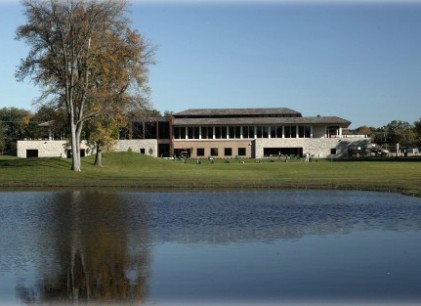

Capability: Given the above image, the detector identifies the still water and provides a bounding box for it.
[1,190,421,305]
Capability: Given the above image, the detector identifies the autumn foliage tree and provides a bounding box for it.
[16,0,152,171]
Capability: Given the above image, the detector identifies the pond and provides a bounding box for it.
[1,190,421,305]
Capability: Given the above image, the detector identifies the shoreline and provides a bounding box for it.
[1,153,421,198]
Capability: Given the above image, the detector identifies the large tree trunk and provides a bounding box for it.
[70,121,81,172]
[94,143,103,167]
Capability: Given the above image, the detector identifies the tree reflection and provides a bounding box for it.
[17,191,150,305]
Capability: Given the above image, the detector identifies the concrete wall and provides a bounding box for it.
[255,137,370,159]
[113,139,158,157]
[17,137,370,159]
[17,140,91,158]
[17,139,160,158]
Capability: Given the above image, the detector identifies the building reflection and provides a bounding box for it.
[16,191,150,305]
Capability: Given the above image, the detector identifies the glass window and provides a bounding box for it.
[298,126,305,138]
[187,127,194,139]
[291,126,297,138]
[238,147,246,156]
[235,126,241,138]
[201,126,213,139]
[158,121,170,139]
[249,126,255,138]
[229,126,235,139]
[305,126,311,138]
[197,148,205,156]
[215,126,222,139]
[228,126,241,139]
[174,126,185,139]
[211,148,219,156]
[256,126,263,138]
[221,126,227,139]
[243,126,255,139]
[193,127,200,139]
[276,126,283,138]
[224,148,232,156]
[173,126,181,139]
[284,126,291,138]
[242,126,249,139]
[270,126,276,138]
[263,126,269,138]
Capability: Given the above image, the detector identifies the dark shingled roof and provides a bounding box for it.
[173,116,351,128]
[173,108,302,118]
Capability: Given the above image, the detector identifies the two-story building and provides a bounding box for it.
[17,107,370,159]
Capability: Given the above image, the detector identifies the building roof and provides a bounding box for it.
[173,108,302,118]
[173,116,351,128]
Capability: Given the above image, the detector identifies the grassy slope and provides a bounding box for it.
[1,152,421,196]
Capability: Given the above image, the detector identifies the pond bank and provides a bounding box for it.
[1,153,421,197]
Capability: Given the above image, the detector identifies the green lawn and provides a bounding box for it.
[1,152,421,196]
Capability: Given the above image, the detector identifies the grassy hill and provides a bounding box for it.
[1,152,421,196]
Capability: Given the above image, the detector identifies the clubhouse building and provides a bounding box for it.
[17,107,370,159]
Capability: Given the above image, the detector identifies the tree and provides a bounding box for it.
[85,109,121,167]
[29,105,69,140]
[0,122,6,155]
[16,0,152,171]
[415,117,421,146]
[374,120,414,145]
[0,107,32,154]
[354,125,376,141]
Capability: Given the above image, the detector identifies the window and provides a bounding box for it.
[238,147,246,156]
[224,148,232,156]
[284,126,291,138]
[197,148,205,157]
[221,126,227,139]
[285,126,297,138]
[187,127,194,139]
[242,126,249,138]
[173,127,181,139]
[229,126,241,139]
[158,121,170,139]
[298,126,311,138]
[290,126,297,138]
[305,126,311,138]
[276,126,283,138]
[187,127,199,139]
[215,126,222,139]
[132,122,144,139]
[211,148,219,156]
[256,126,263,138]
[299,126,305,138]
[270,126,276,138]
[201,127,213,139]
[140,148,145,154]
[26,149,38,158]
[174,127,186,139]
[145,122,157,139]
[330,148,337,155]
[263,126,269,138]
[243,126,254,139]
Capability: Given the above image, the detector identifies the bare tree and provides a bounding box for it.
[16,0,153,171]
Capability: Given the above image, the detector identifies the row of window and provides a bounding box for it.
[195,147,247,157]
[173,125,312,140]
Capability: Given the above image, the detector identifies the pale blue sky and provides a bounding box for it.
[1,1,421,128]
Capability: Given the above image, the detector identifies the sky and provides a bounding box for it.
[0,1,421,128]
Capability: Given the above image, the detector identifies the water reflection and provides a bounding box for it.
[133,191,421,244]
[1,190,421,304]
[14,191,150,305]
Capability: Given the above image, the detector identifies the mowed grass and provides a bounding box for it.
[1,152,421,196]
